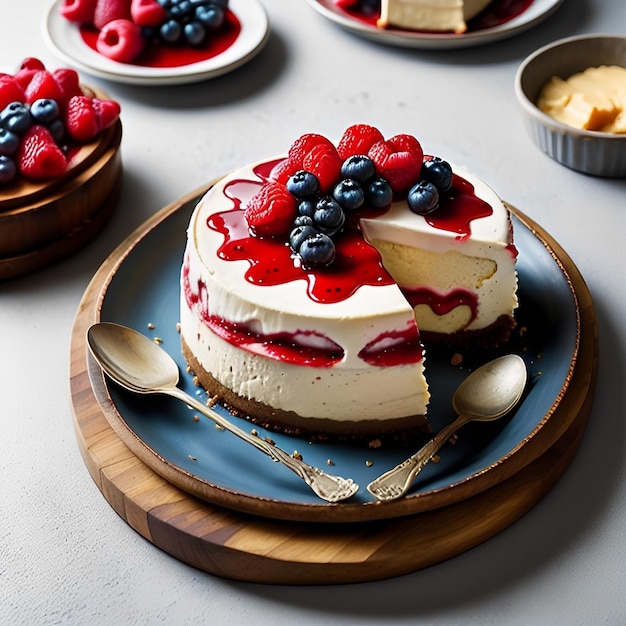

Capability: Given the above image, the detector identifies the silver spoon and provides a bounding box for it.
[87,322,359,503]
[367,354,527,502]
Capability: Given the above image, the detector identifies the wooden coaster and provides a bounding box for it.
[68,193,597,584]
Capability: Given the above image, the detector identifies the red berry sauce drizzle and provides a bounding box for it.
[341,0,534,32]
[80,11,241,68]
[182,158,504,368]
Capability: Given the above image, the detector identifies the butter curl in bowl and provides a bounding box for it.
[515,34,626,178]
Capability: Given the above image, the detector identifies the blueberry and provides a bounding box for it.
[288,223,318,253]
[314,196,345,236]
[421,157,453,192]
[141,26,159,41]
[30,99,60,125]
[360,0,379,15]
[184,21,206,45]
[0,155,16,185]
[340,154,375,183]
[0,128,20,156]
[297,199,316,218]
[366,176,393,208]
[299,232,336,267]
[170,0,193,18]
[48,119,66,143]
[293,214,314,227]
[161,19,183,43]
[0,102,32,134]
[332,178,364,211]
[195,5,224,29]
[408,180,439,215]
[286,170,320,199]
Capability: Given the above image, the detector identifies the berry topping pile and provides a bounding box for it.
[60,0,230,64]
[0,58,120,185]
[243,124,454,269]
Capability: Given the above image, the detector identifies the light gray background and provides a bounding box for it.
[2,1,625,624]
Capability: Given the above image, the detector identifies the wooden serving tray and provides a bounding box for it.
[69,193,597,584]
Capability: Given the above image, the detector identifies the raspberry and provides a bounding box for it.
[287,133,336,171]
[59,0,99,24]
[269,157,295,185]
[65,95,100,141]
[65,95,120,141]
[52,68,84,110]
[93,0,132,30]
[130,0,167,27]
[0,75,26,111]
[386,133,424,167]
[337,124,385,160]
[244,181,297,237]
[92,98,121,131]
[17,58,46,72]
[13,58,46,90]
[96,18,145,63]
[18,125,67,180]
[368,138,423,193]
[302,142,342,194]
[25,70,64,105]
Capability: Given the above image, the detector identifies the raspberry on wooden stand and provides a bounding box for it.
[0,57,121,185]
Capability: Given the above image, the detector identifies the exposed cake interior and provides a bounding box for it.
[377,0,493,33]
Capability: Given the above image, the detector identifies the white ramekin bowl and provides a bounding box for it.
[515,34,626,178]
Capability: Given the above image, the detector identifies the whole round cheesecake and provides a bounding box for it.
[180,125,518,442]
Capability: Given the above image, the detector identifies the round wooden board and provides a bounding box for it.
[69,190,598,584]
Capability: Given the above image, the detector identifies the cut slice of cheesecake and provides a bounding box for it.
[378,0,493,33]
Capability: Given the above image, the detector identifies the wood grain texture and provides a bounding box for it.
[68,192,598,584]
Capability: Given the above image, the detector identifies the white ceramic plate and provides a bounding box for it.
[43,0,270,85]
[305,0,566,49]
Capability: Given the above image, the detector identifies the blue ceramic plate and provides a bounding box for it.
[94,194,579,522]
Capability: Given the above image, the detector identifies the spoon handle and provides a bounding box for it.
[366,413,472,502]
[166,387,359,503]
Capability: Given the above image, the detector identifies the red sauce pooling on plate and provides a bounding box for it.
[339,0,533,32]
[80,11,241,68]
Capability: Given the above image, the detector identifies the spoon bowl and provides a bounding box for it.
[87,322,359,503]
[88,322,180,393]
[367,354,528,502]
[452,354,527,420]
